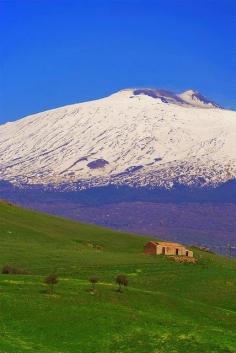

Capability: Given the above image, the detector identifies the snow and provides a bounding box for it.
[178,90,220,108]
[0,89,236,189]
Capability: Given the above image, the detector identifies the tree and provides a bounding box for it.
[116,274,128,292]
[45,274,58,294]
[89,276,99,292]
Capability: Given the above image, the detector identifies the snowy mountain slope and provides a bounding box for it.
[0,88,236,190]
[133,88,221,108]
[178,89,222,108]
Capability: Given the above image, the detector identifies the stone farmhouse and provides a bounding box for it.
[144,241,193,257]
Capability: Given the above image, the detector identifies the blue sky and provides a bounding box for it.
[0,0,236,123]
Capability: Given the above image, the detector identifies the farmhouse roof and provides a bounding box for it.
[150,241,185,247]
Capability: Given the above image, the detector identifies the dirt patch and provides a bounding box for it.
[169,256,197,264]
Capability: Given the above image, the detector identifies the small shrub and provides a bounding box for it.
[116,274,128,292]
[2,265,13,274]
[44,274,59,294]
[2,265,28,274]
[14,267,29,274]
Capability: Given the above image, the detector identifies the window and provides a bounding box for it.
[176,248,179,255]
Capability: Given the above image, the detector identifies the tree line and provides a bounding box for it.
[45,273,128,294]
[1,266,128,295]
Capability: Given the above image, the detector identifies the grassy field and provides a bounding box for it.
[0,200,235,353]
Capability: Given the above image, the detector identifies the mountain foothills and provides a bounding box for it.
[0,88,235,189]
[0,200,235,353]
[0,88,236,253]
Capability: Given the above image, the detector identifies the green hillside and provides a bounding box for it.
[0,200,235,353]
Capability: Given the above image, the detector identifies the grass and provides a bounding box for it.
[0,200,235,353]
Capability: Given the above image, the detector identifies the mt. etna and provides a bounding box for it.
[1,88,236,254]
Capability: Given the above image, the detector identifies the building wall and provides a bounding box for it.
[156,246,164,255]
[144,242,157,254]
[156,245,193,257]
[144,242,194,257]
[186,250,193,257]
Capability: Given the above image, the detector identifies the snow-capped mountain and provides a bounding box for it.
[0,88,236,190]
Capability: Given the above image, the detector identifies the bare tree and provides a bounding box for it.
[116,274,128,292]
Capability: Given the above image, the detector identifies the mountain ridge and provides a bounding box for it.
[0,88,235,191]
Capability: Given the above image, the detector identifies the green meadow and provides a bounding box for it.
[0,200,235,353]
